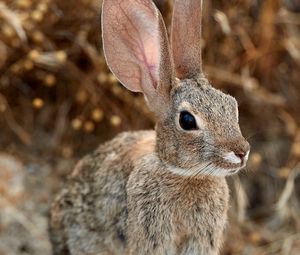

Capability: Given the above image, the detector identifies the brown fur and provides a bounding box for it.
[126,155,229,254]
[128,132,156,162]
[50,129,230,255]
[49,0,250,254]
[171,0,203,78]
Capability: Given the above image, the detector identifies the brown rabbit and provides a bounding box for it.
[49,0,250,254]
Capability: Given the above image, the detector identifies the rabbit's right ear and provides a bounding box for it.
[171,0,203,79]
[102,0,175,113]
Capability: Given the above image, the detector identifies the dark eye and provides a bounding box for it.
[179,111,198,130]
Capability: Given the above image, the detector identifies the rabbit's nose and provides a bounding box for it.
[234,151,246,160]
[234,148,250,163]
[233,140,250,162]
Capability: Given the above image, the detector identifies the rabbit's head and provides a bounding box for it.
[102,0,250,177]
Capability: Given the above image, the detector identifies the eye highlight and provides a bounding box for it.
[179,111,198,131]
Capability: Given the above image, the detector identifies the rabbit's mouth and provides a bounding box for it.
[224,160,247,169]
[208,162,245,177]
[221,159,247,170]
[222,151,249,166]
[204,151,250,176]
[222,151,249,165]
[165,151,249,177]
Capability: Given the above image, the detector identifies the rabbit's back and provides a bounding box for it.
[49,130,155,255]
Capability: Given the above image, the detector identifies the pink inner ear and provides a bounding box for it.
[143,36,160,89]
[102,0,162,93]
[123,5,161,90]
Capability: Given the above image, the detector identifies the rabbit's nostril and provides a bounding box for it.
[234,151,246,160]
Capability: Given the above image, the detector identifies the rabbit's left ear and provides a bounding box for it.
[102,0,175,113]
[171,0,203,79]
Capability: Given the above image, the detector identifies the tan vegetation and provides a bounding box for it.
[0,0,299,254]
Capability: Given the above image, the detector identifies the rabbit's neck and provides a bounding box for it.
[127,162,229,254]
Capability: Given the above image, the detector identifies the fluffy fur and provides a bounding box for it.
[49,0,250,254]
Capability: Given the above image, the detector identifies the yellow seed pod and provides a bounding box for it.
[278,167,290,179]
[55,51,67,64]
[249,153,262,167]
[16,0,31,8]
[110,115,121,127]
[28,50,40,61]
[76,90,88,104]
[71,118,82,130]
[291,142,300,157]
[92,108,104,122]
[37,3,48,13]
[44,74,56,87]
[2,25,15,38]
[62,147,73,158]
[0,103,7,113]
[11,64,21,73]
[97,72,107,84]
[249,232,262,245]
[108,73,118,84]
[32,31,44,43]
[84,121,95,133]
[31,10,44,22]
[32,98,44,109]
[111,84,122,96]
[23,60,34,70]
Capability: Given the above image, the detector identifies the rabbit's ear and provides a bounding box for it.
[102,0,175,111]
[171,0,203,79]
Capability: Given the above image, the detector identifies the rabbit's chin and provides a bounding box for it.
[208,165,245,177]
[167,162,246,177]
[209,160,248,177]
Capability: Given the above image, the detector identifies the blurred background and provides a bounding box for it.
[0,0,300,254]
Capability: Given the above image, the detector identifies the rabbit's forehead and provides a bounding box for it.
[172,81,238,120]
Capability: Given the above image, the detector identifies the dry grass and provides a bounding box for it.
[0,0,299,254]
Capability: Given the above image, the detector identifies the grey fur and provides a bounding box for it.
[49,77,249,255]
[49,0,250,254]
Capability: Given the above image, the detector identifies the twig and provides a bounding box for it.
[0,94,32,145]
[0,2,27,42]
[276,165,300,211]
[205,66,286,107]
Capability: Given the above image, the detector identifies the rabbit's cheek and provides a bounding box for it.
[209,153,249,175]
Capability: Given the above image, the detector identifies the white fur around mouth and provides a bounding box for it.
[166,163,210,177]
[166,163,243,177]
[223,151,242,164]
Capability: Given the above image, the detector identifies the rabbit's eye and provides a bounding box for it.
[179,111,198,130]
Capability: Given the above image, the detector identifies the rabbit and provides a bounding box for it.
[49,0,250,254]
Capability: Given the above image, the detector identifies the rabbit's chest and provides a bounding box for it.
[160,195,227,253]
[127,192,227,254]
[127,167,229,254]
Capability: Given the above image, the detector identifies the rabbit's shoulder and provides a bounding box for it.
[50,130,156,254]
[68,130,156,180]
[52,130,156,214]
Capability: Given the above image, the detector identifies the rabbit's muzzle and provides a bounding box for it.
[219,138,250,170]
